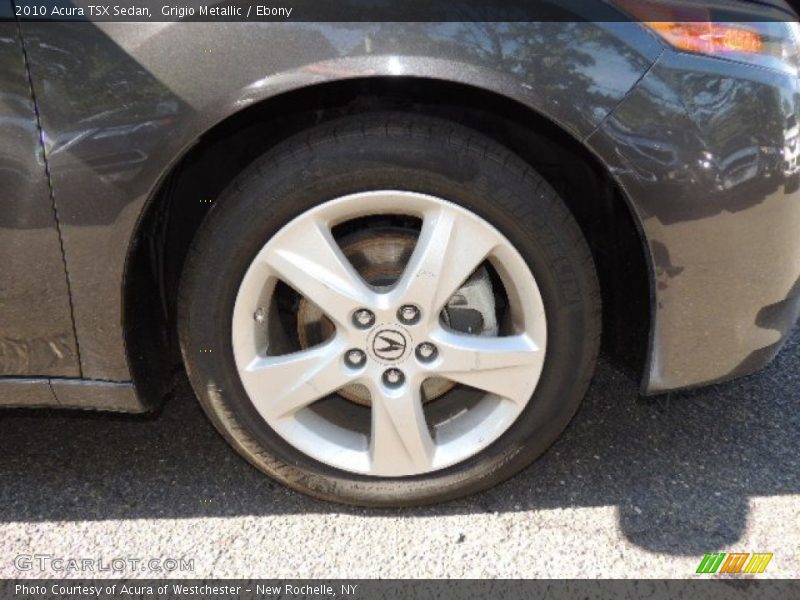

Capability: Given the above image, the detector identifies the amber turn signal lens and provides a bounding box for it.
[646,21,763,55]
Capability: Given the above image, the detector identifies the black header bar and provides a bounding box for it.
[3,0,798,23]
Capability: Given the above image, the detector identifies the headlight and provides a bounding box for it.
[614,1,800,76]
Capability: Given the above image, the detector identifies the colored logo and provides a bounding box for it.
[696,552,773,574]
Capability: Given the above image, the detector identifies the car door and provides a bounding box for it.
[0,19,80,378]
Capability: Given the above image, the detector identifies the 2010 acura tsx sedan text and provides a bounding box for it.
[2,0,799,506]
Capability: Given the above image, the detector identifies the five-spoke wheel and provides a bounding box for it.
[232,191,546,476]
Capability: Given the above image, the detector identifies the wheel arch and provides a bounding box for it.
[122,76,654,407]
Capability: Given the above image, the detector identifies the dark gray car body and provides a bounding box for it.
[1,1,799,411]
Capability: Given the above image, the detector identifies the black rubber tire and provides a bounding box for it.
[178,113,601,507]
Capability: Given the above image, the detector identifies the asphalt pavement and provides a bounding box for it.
[0,329,797,578]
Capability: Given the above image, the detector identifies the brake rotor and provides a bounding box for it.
[297,227,498,406]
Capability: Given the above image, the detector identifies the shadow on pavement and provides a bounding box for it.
[0,330,797,556]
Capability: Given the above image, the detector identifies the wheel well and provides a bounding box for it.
[124,77,652,406]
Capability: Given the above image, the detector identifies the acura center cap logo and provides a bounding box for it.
[368,327,411,363]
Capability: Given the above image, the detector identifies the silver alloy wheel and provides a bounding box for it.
[231,191,547,477]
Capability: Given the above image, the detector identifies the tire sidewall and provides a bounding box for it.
[179,114,599,506]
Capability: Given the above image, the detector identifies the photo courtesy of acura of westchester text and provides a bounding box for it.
[0,0,799,592]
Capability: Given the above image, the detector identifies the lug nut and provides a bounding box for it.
[353,309,375,329]
[416,342,438,362]
[398,304,421,325]
[382,368,405,388]
[345,349,366,369]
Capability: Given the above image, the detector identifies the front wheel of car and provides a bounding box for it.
[178,113,600,506]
